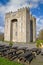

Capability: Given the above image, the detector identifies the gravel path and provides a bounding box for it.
[30,54,43,65]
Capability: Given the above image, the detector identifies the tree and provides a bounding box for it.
[38,29,43,40]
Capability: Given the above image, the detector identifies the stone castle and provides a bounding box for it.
[4,7,36,43]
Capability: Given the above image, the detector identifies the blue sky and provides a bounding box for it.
[0,0,43,36]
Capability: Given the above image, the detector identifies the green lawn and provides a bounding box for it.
[0,55,43,65]
[0,57,23,65]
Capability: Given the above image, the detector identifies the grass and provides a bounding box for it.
[0,55,43,65]
[0,57,23,65]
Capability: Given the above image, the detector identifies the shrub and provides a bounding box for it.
[36,40,43,48]
[9,41,13,47]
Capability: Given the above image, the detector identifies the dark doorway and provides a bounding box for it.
[30,20,33,42]
[10,19,17,41]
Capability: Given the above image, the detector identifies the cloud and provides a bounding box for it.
[0,0,43,34]
[8,0,39,8]
[0,0,43,12]
[0,0,42,13]
[0,26,4,33]
[0,0,40,13]
[36,16,43,35]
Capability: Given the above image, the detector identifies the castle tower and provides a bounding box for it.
[4,7,36,43]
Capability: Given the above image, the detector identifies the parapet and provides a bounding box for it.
[18,7,30,12]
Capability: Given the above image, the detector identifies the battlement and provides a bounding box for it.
[6,7,30,16]
[4,7,36,43]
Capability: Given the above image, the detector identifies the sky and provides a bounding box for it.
[0,0,43,36]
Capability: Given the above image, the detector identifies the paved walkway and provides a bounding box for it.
[0,41,36,49]
[13,43,36,49]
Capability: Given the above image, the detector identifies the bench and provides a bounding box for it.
[10,52,23,61]
[18,51,34,64]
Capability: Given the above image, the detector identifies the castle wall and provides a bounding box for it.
[4,15,11,41]
[33,17,36,42]
[4,7,36,43]
[26,8,30,42]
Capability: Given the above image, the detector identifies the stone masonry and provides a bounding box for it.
[4,7,36,43]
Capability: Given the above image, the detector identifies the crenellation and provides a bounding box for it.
[4,7,36,43]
